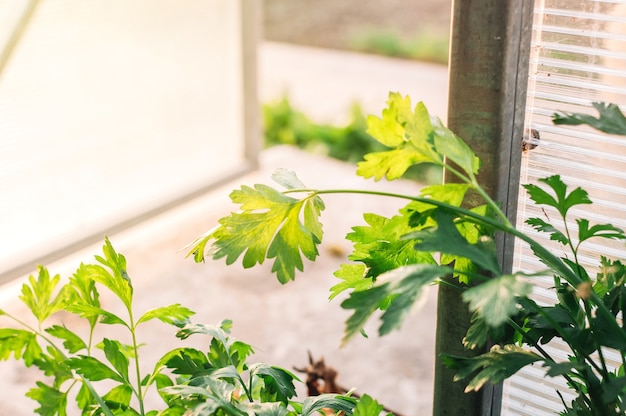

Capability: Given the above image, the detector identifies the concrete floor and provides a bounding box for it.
[0,43,448,415]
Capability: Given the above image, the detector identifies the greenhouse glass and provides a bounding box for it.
[0,0,258,282]
[504,0,626,414]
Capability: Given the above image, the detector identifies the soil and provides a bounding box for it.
[263,0,452,50]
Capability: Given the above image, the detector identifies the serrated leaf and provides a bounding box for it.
[66,355,124,383]
[26,381,68,416]
[365,92,413,147]
[75,382,95,411]
[462,274,532,327]
[553,102,626,135]
[33,346,73,383]
[421,183,471,206]
[270,168,308,190]
[353,394,385,416]
[595,257,626,297]
[175,321,230,344]
[163,378,243,416]
[65,303,129,328]
[431,116,480,176]
[542,361,586,378]
[163,348,211,376]
[82,263,133,312]
[359,94,479,182]
[329,264,371,300]
[137,304,196,326]
[341,284,390,345]
[0,328,42,365]
[250,363,299,402]
[20,266,70,323]
[186,227,215,263]
[102,384,133,409]
[358,94,449,181]
[406,209,501,276]
[341,264,451,344]
[526,217,569,245]
[356,146,437,181]
[442,344,541,392]
[347,212,435,280]
[301,394,356,416]
[577,219,626,244]
[97,237,130,282]
[462,311,509,350]
[68,264,101,327]
[524,175,592,218]
[102,338,130,382]
[206,181,324,283]
[45,325,86,354]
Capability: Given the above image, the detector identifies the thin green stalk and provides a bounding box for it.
[507,317,596,410]
[127,309,145,415]
[289,187,626,345]
[4,311,116,416]
[231,364,253,403]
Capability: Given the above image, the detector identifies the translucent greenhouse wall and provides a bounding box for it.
[504,0,626,414]
[0,0,259,282]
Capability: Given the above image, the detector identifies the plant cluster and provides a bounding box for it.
[192,95,626,415]
[3,96,626,415]
[0,239,386,415]
[262,96,442,184]
[349,28,449,65]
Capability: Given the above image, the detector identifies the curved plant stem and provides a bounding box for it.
[4,311,115,416]
[286,187,626,344]
[127,309,145,415]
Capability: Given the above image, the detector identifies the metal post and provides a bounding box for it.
[432,1,533,415]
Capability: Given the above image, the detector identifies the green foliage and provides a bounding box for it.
[442,344,542,392]
[1,240,388,415]
[262,95,442,184]
[349,28,450,65]
[188,170,325,284]
[192,94,626,414]
[553,102,626,135]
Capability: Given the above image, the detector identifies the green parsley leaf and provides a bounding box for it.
[524,175,592,218]
[329,264,371,301]
[347,212,435,279]
[462,274,532,327]
[577,219,626,244]
[353,394,385,416]
[102,339,130,382]
[66,355,124,383]
[442,344,541,392]
[19,266,70,324]
[300,394,356,416]
[341,264,451,344]
[45,325,87,354]
[0,328,42,366]
[26,381,68,416]
[249,363,299,403]
[553,102,626,135]
[136,304,196,326]
[199,174,324,283]
[405,209,501,276]
[526,217,569,245]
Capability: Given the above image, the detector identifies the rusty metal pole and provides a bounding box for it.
[432,1,533,415]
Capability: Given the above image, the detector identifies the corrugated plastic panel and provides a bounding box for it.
[503,0,626,414]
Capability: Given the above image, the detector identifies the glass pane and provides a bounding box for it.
[0,0,253,279]
[504,0,626,414]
